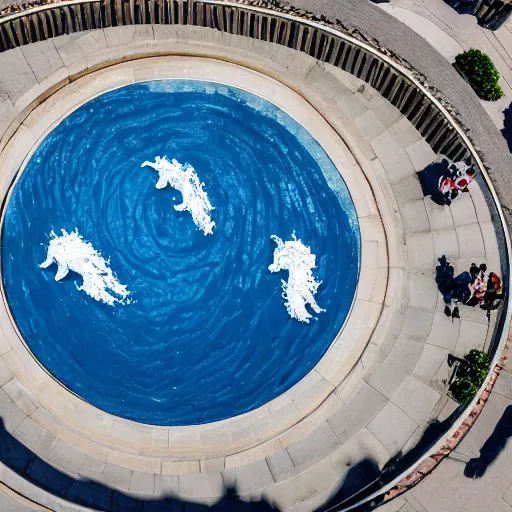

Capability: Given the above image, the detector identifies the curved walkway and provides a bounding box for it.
[379,0,512,133]
[378,4,464,62]
[0,3,509,511]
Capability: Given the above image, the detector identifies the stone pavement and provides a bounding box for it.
[378,347,512,512]
[0,486,46,511]
[378,0,512,131]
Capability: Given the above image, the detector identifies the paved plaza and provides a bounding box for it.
[370,2,512,511]
[379,344,512,512]
[0,1,510,511]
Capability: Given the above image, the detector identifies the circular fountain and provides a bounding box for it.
[2,79,360,426]
[0,3,509,508]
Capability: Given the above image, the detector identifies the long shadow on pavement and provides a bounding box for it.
[318,406,463,512]
[464,404,512,478]
[0,417,396,512]
[0,416,275,511]
[315,458,380,512]
[0,402,469,511]
[502,103,512,153]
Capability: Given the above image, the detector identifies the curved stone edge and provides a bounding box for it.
[0,462,91,511]
[276,9,512,512]
[212,4,512,508]
[0,37,500,508]
[0,40,405,508]
[0,0,475,162]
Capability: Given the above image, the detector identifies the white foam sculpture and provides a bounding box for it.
[141,156,215,236]
[269,233,325,323]
[40,229,131,306]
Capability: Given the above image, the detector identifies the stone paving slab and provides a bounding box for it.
[425,200,454,232]
[405,232,436,270]
[47,440,86,476]
[391,175,424,207]
[413,344,449,385]
[0,48,38,105]
[0,488,42,511]
[327,382,387,445]
[367,402,418,456]
[405,140,438,173]
[432,228,459,261]
[391,376,441,424]
[286,422,341,472]
[407,271,438,312]
[371,131,416,184]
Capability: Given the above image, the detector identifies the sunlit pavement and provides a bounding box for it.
[378,0,512,132]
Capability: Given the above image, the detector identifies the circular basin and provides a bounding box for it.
[1,80,360,426]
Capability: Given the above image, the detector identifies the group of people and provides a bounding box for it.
[436,256,503,319]
[418,157,504,319]
[418,158,477,206]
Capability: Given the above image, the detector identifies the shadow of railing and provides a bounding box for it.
[443,0,477,16]
[319,406,463,512]
[315,459,380,512]
[443,0,512,29]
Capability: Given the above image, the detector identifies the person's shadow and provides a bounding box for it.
[502,103,512,153]
[464,405,512,478]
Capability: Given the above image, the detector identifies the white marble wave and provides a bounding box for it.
[40,229,131,306]
[142,156,215,236]
[269,233,325,323]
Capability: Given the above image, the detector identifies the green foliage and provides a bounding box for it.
[450,349,491,404]
[454,48,504,101]
[451,377,480,405]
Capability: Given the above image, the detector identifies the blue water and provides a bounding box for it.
[2,80,360,426]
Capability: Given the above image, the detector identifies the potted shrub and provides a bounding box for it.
[454,48,504,101]
[450,349,491,404]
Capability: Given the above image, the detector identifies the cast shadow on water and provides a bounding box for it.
[0,407,464,512]
[464,405,512,479]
